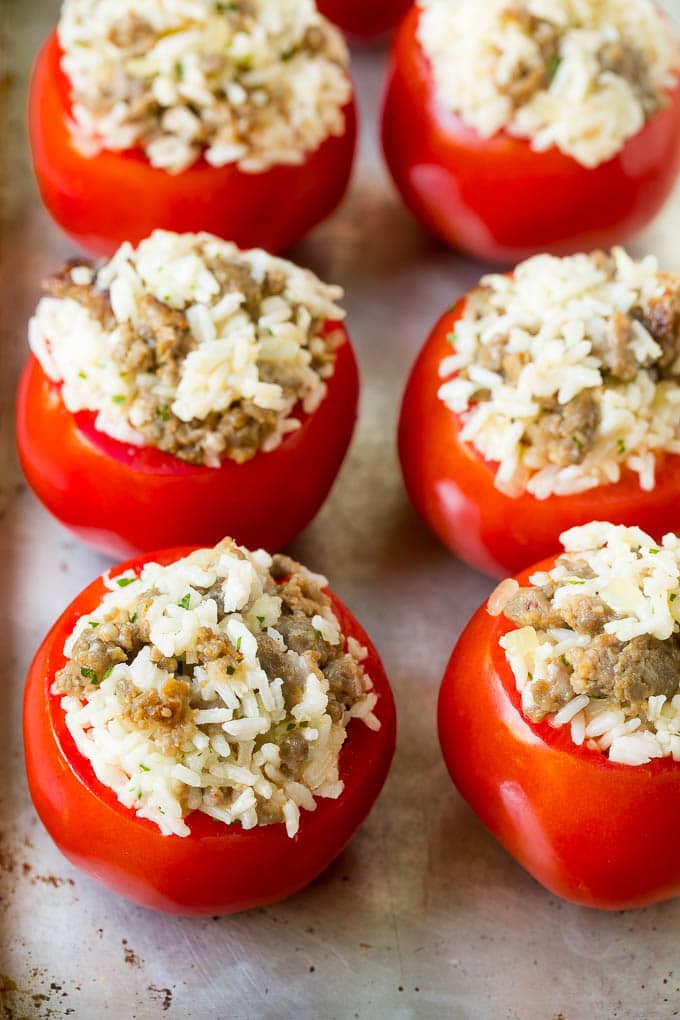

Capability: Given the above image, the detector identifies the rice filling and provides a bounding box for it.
[54,540,380,838]
[438,248,680,499]
[28,230,346,466]
[58,0,351,173]
[493,522,680,766]
[417,0,679,167]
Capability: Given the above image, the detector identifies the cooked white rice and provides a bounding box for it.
[417,0,679,167]
[438,248,680,499]
[498,521,680,766]
[58,0,351,173]
[28,229,345,466]
[56,541,380,838]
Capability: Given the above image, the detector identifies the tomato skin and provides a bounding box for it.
[24,546,396,916]
[29,32,357,258]
[382,7,680,264]
[318,0,410,38]
[398,301,680,577]
[16,325,359,559]
[439,557,680,910]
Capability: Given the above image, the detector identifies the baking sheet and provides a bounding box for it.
[3,2,680,1017]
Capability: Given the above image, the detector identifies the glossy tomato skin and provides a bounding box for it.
[29,32,357,258]
[318,0,410,38]
[16,325,359,559]
[24,547,397,915]
[439,557,680,910]
[399,301,680,577]
[382,7,680,264]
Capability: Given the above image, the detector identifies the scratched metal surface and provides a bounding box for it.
[3,2,680,1017]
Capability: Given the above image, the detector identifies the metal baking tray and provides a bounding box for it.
[3,2,680,1016]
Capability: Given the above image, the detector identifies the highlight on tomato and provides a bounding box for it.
[439,520,680,910]
[17,230,359,559]
[29,2,357,257]
[398,247,680,577]
[317,0,410,38]
[382,2,680,263]
[24,540,396,915]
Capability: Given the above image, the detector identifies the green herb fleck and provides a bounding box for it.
[566,579,585,586]
[226,666,235,676]
[139,764,151,772]
[571,435,584,453]
[102,667,113,680]
[560,655,570,667]
[130,612,138,623]
[547,55,561,79]
[648,548,660,555]
[178,593,191,610]
[78,371,87,380]
[112,394,126,405]
[80,666,97,681]
[446,331,457,347]
[116,576,135,588]
[671,594,678,603]
[137,790,143,800]
[314,629,324,641]
[174,60,183,79]
[236,636,242,652]
[281,50,295,62]
[616,438,626,455]
[527,672,533,680]
[286,722,296,731]
[88,620,99,628]
[156,405,170,422]
[256,615,265,626]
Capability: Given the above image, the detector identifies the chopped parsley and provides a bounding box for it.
[78,371,87,380]
[571,435,584,453]
[139,764,151,772]
[155,405,170,422]
[116,576,136,588]
[648,548,660,555]
[566,579,585,585]
[256,615,265,626]
[88,620,99,628]
[446,331,457,347]
[130,612,137,623]
[314,629,324,641]
[173,60,184,79]
[560,655,570,668]
[616,438,626,455]
[102,667,113,680]
[671,594,678,603]
[286,722,296,731]
[547,55,561,79]
[235,636,242,652]
[112,394,126,405]
[80,666,97,681]
[178,593,192,610]
[226,665,235,676]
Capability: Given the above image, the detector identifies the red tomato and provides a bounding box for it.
[16,323,359,559]
[399,300,680,577]
[382,7,680,263]
[318,0,410,38]
[29,32,357,258]
[24,546,397,915]
[439,556,680,909]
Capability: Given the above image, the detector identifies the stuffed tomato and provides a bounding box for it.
[17,230,359,558]
[24,539,396,915]
[30,2,357,257]
[317,0,410,38]
[399,248,680,577]
[382,1,680,263]
[440,521,680,909]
